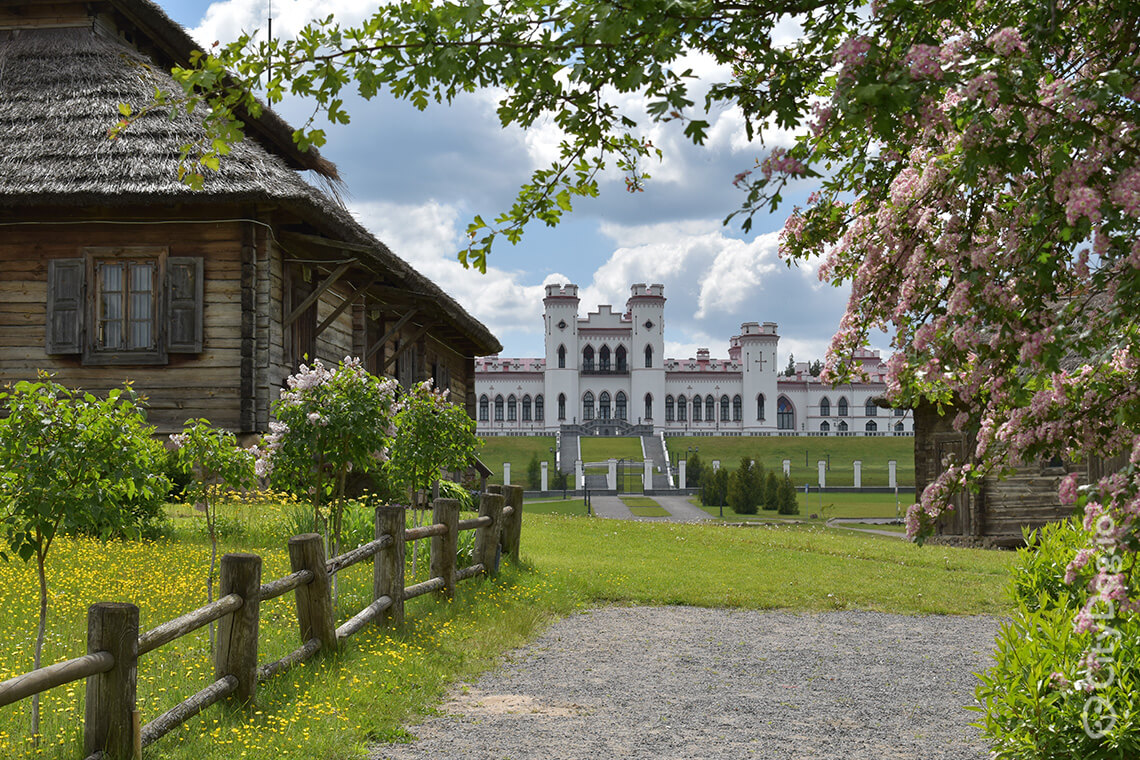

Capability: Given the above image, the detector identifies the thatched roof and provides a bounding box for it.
[0,24,500,356]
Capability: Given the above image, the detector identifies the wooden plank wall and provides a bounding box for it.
[0,219,246,434]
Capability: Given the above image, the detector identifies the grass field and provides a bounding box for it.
[580,437,644,465]
[477,436,555,485]
[668,435,916,487]
[694,492,911,522]
[523,497,588,516]
[0,497,1013,760]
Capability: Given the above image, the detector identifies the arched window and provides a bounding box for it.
[895,421,905,432]
[777,397,794,430]
[583,345,595,371]
[705,396,715,422]
[819,396,831,417]
[558,393,566,420]
[665,396,675,422]
[820,420,830,433]
[865,398,878,416]
[720,395,730,422]
[522,395,532,421]
[599,345,611,371]
[535,395,544,421]
[732,395,742,422]
[644,344,653,368]
[643,393,652,420]
[617,391,628,420]
[838,420,849,432]
[494,395,504,422]
[837,397,849,416]
[507,394,517,422]
[865,420,878,433]
[557,344,566,369]
[676,394,687,422]
[757,393,766,420]
[599,391,612,420]
[583,392,595,420]
[615,345,627,372]
[478,395,489,422]
[894,407,905,417]
[692,395,702,422]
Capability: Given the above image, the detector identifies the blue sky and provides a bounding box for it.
[163,0,855,365]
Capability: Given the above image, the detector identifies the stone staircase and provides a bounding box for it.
[558,431,578,475]
[641,435,672,489]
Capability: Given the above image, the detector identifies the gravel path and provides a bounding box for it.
[371,606,1000,760]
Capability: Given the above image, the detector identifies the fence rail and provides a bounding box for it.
[0,485,526,760]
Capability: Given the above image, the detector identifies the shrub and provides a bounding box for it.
[687,452,705,486]
[763,471,779,511]
[777,476,799,515]
[728,457,762,515]
[975,517,1140,757]
[700,467,729,508]
[527,453,542,490]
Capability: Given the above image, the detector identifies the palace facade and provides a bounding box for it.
[475,283,912,437]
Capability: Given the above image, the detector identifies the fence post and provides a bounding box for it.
[430,498,459,598]
[84,602,139,760]
[501,484,524,563]
[375,505,406,628]
[288,533,337,653]
[215,553,262,706]
[487,484,503,496]
[475,492,505,577]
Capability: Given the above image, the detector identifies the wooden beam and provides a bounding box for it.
[314,279,378,338]
[284,262,353,329]
[382,322,434,372]
[363,308,418,362]
[280,230,387,259]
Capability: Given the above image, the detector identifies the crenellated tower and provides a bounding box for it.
[627,283,667,429]
[543,284,580,430]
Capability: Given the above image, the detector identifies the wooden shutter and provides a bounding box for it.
[166,257,203,353]
[46,258,84,354]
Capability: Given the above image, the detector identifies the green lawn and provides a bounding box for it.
[523,497,588,516]
[669,435,915,487]
[477,435,556,486]
[580,436,645,464]
[0,499,1013,760]
[693,492,910,522]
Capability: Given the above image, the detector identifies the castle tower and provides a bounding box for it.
[738,321,780,431]
[627,283,666,430]
[543,284,580,430]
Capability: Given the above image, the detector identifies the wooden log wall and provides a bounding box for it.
[0,217,247,433]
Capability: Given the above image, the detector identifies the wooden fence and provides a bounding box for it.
[0,486,524,760]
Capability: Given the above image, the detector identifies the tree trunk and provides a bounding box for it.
[207,500,217,651]
[32,546,48,746]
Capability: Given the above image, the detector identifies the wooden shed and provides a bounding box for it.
[914,401,1122,547]
[0,0,501,435]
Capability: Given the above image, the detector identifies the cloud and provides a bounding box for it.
[190,0,379,46]
[348,200,564,352]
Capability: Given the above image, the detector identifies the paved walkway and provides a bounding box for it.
[590,494,711,522]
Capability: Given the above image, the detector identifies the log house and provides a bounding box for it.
[0,0,501,434]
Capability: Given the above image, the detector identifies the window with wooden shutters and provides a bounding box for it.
[44,250,204,365]
[46,259,84,354]
[167,257,203,353]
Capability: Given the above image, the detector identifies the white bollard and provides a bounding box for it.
[541,461,549,492]
[679,460,687,489]
[888,460,897,489]
[607,459,617,490]
[853,460,862,489]
[782,459,791,476]
[503,462,511,486]
[575,459,584,490]
[818,460,826,489]
[644,459,653,490]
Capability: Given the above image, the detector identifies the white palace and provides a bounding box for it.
[474,283,913,437]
